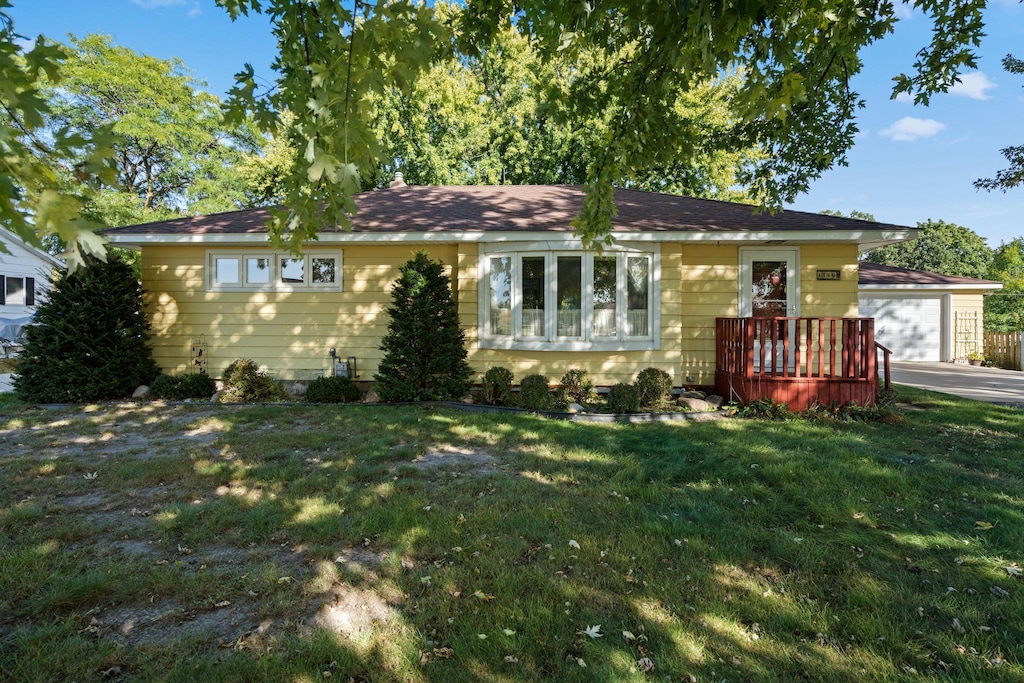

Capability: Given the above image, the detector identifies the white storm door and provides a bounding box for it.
[740,249,800,371]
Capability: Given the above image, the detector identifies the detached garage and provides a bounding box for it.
[858,262,1002,362]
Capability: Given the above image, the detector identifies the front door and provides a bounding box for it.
[740,249,800,370]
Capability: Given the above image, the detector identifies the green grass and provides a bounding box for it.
[0,388,1022,681]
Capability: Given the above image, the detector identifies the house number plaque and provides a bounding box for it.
[816,270,841,281]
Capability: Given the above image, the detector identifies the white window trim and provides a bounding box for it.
[478,243,660,352]
[206,251,343,291]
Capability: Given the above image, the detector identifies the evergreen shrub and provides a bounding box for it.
[481,367,514,405]
[374,252,472,401]
[14,256,160,403]
[220,359,284,402]
[518,374,554,411]
[606,383,641,414]
[305,375,361,403]
[150,373,216,400]
[558,369,595,406]
[634,367,673,411]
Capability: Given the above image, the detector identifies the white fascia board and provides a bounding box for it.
[105,228,916,247]
[858,283,1003,291]
[0,226,65,269]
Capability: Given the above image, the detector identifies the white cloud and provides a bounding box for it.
[949,71,996,100]
[187,2,202,17]
[893,2,915,19]
[880,117,946,142]
[893,92,914,104]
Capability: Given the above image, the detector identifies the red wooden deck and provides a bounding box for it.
[715,317,890,411]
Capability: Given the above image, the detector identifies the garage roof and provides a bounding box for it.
[859,262,1002,289]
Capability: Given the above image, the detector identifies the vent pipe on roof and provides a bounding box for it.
[389,171,406,188]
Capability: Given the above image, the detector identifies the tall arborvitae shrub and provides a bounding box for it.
[374,252,472,401]
[14,256,160,402]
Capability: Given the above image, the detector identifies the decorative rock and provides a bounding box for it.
[363,389,380,403]
[704,394,725,408]
[285,382,307,398]
[677,396,712,412]
[461,394,474,404]
[210,391,222,403]
[566,402,586,414]
[132,385,150,399]
[679,390,706,399]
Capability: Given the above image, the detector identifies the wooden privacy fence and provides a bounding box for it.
[984,331,1022,371]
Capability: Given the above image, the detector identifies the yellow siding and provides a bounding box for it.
[679,244,737,385]
[142,241,863,388]
[142,244,456,379]
[952,291,986,360]
[802,244,860,318]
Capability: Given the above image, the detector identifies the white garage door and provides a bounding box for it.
[859,296,942,361]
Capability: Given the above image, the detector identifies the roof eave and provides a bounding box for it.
[104,228,918,247]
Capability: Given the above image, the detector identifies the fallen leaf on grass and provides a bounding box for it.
[472,590,495,602]
[504,655,519,663]
[278,576,293,584]
[477,634,487,639]
[83,472,98,480]
[576,658,587,668]
[637,657,655,672]
[623,630,637,641]
[990,586,1010,597]
[568,539,581,549]
[215,600,231,608]
[1004,565,1022,577]
[582,624,603,639]
[975,521,995,530]
[503,629,516,636]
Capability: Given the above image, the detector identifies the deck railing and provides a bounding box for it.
[716,317,878,380]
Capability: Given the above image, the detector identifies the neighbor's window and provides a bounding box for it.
[0,275,35,306]
[207,252,342,291]
[481,249,657,350]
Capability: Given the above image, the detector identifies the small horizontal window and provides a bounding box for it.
[207,252,342,291]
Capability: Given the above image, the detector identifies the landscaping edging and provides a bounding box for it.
[31,398,729,422]
[421,401,729,423]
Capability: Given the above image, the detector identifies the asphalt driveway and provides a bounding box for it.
[888,361,1024,407]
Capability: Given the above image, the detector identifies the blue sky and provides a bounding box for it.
[11,0,1024,245]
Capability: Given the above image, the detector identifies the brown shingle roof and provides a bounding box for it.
[101,185,913,236]
[858,261,1001,286]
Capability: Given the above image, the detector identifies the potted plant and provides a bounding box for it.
[967,351,985,366]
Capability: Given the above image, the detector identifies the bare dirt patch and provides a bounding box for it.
[408,444,500,476]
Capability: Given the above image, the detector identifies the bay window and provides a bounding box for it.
[481,248,658,350]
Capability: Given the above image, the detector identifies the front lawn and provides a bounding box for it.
[0,389,1021,681]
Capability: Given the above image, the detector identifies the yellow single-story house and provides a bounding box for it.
[103,184,918,398]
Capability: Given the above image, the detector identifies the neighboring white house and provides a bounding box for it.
[1,226,64,343]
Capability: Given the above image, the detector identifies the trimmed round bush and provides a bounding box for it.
[305,375,361,403]
[517,374,554,411]
[150,373,217,400]
[606,382,641,414]
[220,359,285,402]
[634,367,673,411]
[482,366,514,405]
[558,368,595,405]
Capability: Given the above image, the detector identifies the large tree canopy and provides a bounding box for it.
[985,238,1024,331]
[2,0,993,261]
[863,219,993,280]
[46,34,261,228]
[369,15,761,202]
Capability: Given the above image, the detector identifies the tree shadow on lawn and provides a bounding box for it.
[2,400,1022,681]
